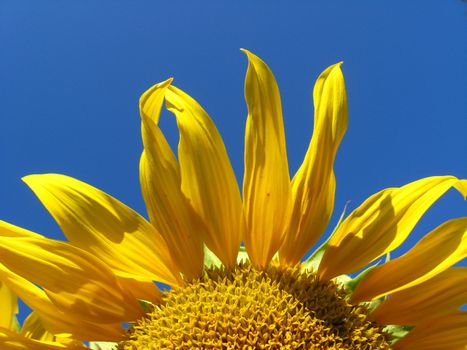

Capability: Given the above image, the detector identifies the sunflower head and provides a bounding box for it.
[120,263,390,349]
[0,50,466,350]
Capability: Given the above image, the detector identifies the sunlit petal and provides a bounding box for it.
[370,268,467,325]
[165,85,243,268]
[0,253,125,342]
[0,328,84,350]
[394,311,467,350]
[140,79,204,279]
[23,174,181,286]
[0,282,18,331]
[116,276,162,304]
[352,217,467,302]
[0,227,141,325]
[241,49,291,268]
[21,313,57,342]
[318,176,466,280]
[280,62,348,265]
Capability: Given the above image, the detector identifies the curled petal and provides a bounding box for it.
[140,79,204,279]
[165,85,243,268]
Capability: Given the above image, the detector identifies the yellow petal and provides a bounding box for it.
[23,174,181,287]
[280,63,348,265]
[0,328,84,350]
[165,84,243,268]
[0,220,40,238]
[0,232,141,324]
[139,78,173,124]
[21,313,55,342]
[21,314,82,348]
[140,79,204,279]
[241,49,291,268]
[370,267,467,325]
[394,311,467,350]
[0,282,18,331]
[0,263,123,341]
[318,176,466,280]
[116,276,162,304]
[352,217,467,302]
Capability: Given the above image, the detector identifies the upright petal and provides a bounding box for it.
[370,268,467,326]
[165,85,243,268]
[393,312,467,350]
[0,231,141,324]
[140,79,204,279]
[280,63,348,265]
[352,217,467,302]
[318,176,467,280]
[241,49,291,268]
[23,174,181,287]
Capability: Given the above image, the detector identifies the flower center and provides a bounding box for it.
[119,263,391,349]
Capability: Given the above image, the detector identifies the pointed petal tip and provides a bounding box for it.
[153,77,174,89]
[139,78,173,104]
[240,48,259,62]
[329,61,344,73]
[21,174,46,186]
[454,178,467,199]
[163,77,174,85]
[22,173,65,188]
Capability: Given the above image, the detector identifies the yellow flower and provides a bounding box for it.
[1,50,466,350]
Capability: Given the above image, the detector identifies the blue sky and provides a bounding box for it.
[1,0,466,317]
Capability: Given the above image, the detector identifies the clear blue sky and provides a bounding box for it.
[1,0,466,315]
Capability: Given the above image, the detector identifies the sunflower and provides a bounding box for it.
[0,50,466,350]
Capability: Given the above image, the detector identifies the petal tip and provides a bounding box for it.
[21,174,40,186]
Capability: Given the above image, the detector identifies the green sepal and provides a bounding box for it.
[12,316,20,333]
[138,299,154,313]
[345,251,390,293]
[301,238,329,272]
[384,324,413,344]
[203,244,223,269]
[302,202,350,272]
[334,274,352,287]
[236,245,250,264]
[344,264,377,292]
[89,342,118,350]
[343,252,391,309]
